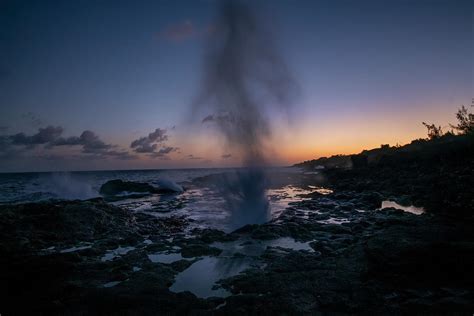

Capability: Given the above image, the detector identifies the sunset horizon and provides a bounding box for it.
[1,0,471,173]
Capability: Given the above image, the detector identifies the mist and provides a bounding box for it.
[192,0,298,229]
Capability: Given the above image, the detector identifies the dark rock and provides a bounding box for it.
[99,179,179,197]
[180,243,222,258]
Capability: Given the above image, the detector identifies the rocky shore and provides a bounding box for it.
[1,166,473,315]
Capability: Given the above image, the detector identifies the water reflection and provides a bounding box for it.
[115,184,333,232]
[148,252,189,264]
[169,237,314,298]
[381,200,425,215]
[170,256,250,298]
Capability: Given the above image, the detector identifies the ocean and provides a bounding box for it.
[0,167,316,232]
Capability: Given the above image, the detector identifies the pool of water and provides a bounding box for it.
[101,246,136,261]
[148,252,190,264]
[169,236,314,298]
[170,256,251,298]
[381,200,425,215]
[114,184,332,233]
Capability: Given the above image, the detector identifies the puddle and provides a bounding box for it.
[60,245,92,253]
[148,252,190,264]
[294,208,322,219]
[102,281,121,288]
[317,217,350,225]
[267,185,331,217]
[308,185,333,195]
[212,237,314,257]
[101,246,136,261]
[170,236,313,298]
[381,200,425,215]
[269,237,314,251]
[170,256,250,298]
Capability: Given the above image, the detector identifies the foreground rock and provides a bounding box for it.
[0,199,196,315]
[1,183,473,314]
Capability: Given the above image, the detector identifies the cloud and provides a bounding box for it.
[0,126,8,134]
[10,126,63,147]
[158,146,178,155]
[130,128,168,153]
[52,130,111,151]
[130,129,179,159]
[221,154,232,159]
[0,126,63,159]
[0,127,136,161]
[53,130,136,159]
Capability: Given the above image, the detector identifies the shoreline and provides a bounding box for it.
[1,164,473,314]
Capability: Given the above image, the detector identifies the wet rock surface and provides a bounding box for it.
[1,171,474,314]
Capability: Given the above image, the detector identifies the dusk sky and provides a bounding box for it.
[0,0,472,172]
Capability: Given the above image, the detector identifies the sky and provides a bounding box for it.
[0,0,472,172]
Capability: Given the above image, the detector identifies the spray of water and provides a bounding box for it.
[193,0,297,229]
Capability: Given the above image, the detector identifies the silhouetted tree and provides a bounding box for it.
[422,122,443,140]
[450,105,474,135]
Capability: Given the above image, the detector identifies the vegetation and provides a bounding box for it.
[423,104,473,139]
[422,122,443,140]
[295,105,474,170]
[294,105,474,216]
[450,105,474,135]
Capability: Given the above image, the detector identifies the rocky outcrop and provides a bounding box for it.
[1,171,473,314]
[99,179,181,197]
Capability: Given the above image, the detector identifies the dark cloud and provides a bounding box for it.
[130,129,178,159]
[130,128,168,153]
[52,130,136,159]
[221,154,232,159]
[158,146,177,155]
[10,126,63,147]
[52,130,112,152]
[0,126,8,134]
[0,127,136,161]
